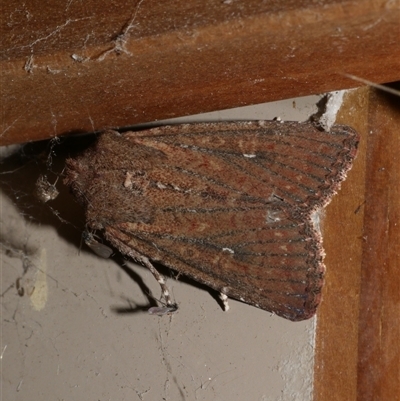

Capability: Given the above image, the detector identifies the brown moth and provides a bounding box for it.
[64,121,359,321]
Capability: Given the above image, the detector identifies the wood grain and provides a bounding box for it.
[314,86,400,401]
[2,0,400,145]
[356,86,400,401]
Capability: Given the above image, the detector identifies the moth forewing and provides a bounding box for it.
[64,121,359,321]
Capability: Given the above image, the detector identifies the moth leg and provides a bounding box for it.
[139,256,174,307]
[102,229,176,311]
[219,291,230,312]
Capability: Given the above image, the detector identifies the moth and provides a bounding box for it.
[82,230,113,259]
[148,304,179,316]
[64,121,359,321]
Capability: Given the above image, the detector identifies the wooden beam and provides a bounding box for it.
[314,85,400,401]
[1,0,400,145]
